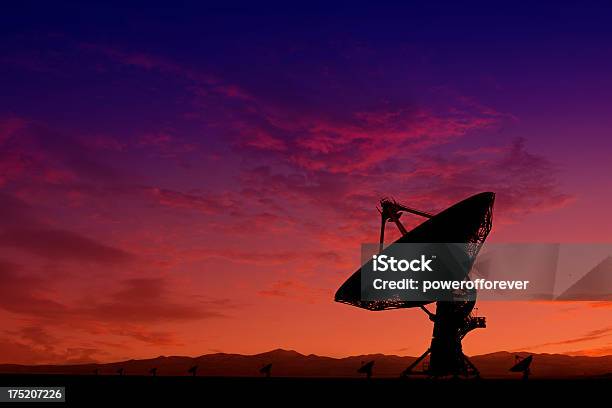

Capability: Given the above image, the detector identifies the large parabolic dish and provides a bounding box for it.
[334,192,495,311]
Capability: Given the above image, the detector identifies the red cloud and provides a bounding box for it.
[0,228,133,265]
[258,279,327,303]
[148,187,238,215]
[239,104,502,175]
[0,259,68,318]
[81,278,229,324]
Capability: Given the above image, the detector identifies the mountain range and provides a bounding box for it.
[2,349,612,378]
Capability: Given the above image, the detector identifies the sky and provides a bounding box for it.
[1,1,612,364]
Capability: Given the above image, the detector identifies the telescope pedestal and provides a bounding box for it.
[401,301,484,379]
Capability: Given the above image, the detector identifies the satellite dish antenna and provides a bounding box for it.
[336,193,495,379]
[260,363,272,378]
[357,360,375,379]
[188,365,198,377]
[116,367,124,376]
[510,355,533,380]
[149,367,157,377]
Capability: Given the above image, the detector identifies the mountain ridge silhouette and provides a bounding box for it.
[2,349,612,378]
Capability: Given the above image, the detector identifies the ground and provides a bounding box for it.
[0,375,609,405]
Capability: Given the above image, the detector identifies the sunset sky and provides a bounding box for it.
[1,2,612,364]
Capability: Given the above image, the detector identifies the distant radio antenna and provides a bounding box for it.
[510,355,533,380]
[260,363,272,378]
[357,360,375,379]
[116,367,124,376]
[149,367,157,377]
[93,368,99,376]
[188,365,198,377]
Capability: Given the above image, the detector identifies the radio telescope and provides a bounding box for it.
[357,360,375,379]
[335,192,495,378]
[260,363,272,377]
[510,355,533,380]
[188,365,198,377]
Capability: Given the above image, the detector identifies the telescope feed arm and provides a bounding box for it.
[378,198,434,253]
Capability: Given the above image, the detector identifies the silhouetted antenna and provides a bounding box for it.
[510,355,533,380]
[336,193,495,379]
[117,367,124,376]
[149,367,157,377]
[260,363,272,378]
[93,368,99,376]
[188,365,198,377]
[357,360,375,379]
